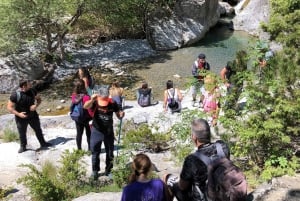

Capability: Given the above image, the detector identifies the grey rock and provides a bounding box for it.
[147,0,220,50]
[233,0,269,37]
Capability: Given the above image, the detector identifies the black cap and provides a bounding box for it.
[198,53,206,59]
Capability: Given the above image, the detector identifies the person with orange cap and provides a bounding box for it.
[84,86,125,180]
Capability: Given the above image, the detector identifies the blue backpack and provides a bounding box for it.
[70,99,90,123]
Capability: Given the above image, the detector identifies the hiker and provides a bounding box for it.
[83,86,124,180]
[202,74,221,126]
[7,80,51,153]
[77,67,94,96]
[257,50,273,82]
[191,53,210,106]
[163,118,230,201]
[121,153,171,201]
[109,81,124,110]
[220,61,235,90]
[163,80,183,113]
[137,81,157,107]
[70,79,92,150]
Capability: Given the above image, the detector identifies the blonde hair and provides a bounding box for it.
[204,74,217,92]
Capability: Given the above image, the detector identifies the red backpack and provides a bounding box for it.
[194,143,247,201]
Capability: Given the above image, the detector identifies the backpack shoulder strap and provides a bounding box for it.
[167,89,175,99]
[16,90,21,103]
[215,143,225,158]
[193,151,211,167]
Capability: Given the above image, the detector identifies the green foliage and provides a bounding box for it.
[1,127,19,142]
[170,109,207,163]
[0,0,85,57]
[262,0,300,51]
[123,122,171,152]
[58,149,87,192]
[220,38,300,182]
[17,149,107,201]
[0,186,12,199]
[18,163,66,201]
[112,150,132,188]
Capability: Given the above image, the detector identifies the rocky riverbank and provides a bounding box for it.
[1,86,300,201]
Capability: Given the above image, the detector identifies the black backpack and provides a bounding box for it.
[167,89,179,111]
[194,143,247,201]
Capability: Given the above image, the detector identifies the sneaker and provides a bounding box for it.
[41,142,52,148]
[91,171,99,181]
[18,146,27,153]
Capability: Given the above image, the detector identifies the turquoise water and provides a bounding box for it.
[132,25,256,99]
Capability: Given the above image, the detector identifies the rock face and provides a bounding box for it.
[232,0,270,37]
[146,0,220,50]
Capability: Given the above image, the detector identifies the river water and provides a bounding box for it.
[130,25,255,100]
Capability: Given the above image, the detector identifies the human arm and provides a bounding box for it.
[176,88,183,102]
[7,100,27,118]
[163,90,168,112]
[191,61,198,77]
[116,110,125,119]
[30,92,42,111]
[84,94,97,109]
[82,77,89,89]
[220,67,230,87]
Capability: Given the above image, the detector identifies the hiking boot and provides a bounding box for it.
[18,146,27,153]
[91,171,99,181]
[40,142,52,148]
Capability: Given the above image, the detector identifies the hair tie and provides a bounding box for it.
[135,170,140,176]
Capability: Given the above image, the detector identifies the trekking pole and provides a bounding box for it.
[116,118,123,160]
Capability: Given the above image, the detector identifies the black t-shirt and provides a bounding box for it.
[180,141,230,197]
[92,100,120,134]
[10,89,37,119]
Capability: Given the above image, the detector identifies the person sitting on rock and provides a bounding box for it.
[163,80,183,113]
[137,81,158,107]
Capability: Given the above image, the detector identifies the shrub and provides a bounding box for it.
[1,128,19,142]
[17,149,100,200]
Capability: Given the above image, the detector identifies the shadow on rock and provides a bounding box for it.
[287,189,300,201]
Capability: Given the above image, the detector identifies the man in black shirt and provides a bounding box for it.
[84,86,124,180]
[7,80,51,153]
[164,118,230,201]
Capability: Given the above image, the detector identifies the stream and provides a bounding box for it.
[130,25,255,100]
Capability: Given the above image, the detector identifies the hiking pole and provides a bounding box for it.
[116,118,123,159]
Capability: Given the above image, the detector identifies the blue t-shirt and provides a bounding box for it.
[121,178,167,201]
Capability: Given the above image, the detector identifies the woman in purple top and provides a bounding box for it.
[121,153,171,201]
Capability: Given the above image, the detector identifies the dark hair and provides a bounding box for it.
[19,80,30,88]
[128,153,152,184]
[166,80,173,89]
[198,53,206,59]
[78,67,92,84]
[141,81,148,89]
[111,81,120,88]
[191,118,211,144]
[73,79,87,94]
[226,61,233,68]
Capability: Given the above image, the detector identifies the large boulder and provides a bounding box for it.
[232,0,270,37]
[146,0,220,50]
[0,55,55,93]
